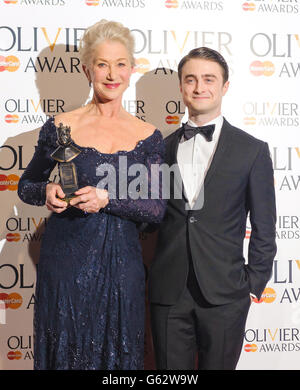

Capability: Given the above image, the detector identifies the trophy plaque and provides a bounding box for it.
[50,123,81,204]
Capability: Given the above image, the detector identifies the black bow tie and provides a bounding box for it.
[182,122,215,142]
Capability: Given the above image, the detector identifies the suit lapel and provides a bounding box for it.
[203,118,230,187]
[167,127,189,205]
[191,119,231,211]
[166,129,180,166]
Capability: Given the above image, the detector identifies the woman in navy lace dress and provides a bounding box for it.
[18,20,166,370]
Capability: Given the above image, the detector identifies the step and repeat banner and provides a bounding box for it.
[0,0,299,370]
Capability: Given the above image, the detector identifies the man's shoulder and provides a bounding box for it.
[224,119,265,148]
[164,127,183,143]
[163,119,267,150]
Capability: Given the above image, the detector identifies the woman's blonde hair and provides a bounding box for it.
[79,19,135,67]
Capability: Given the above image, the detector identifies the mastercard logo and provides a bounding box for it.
[5,114,19,123]
[165,115,180,125]
[7,351,22,360]
[251,287,276,304]
[0,293,23,309]
[250,61,275,77]
[244,344,257,352]
[0,174,20,191]
[85,0,99,5]
[260,287,276,303]
[134,58,150,74]
[165,0,178,8]
[242,2,255,11]
[6,233,21,242]
[0,55,20,72]
[244,117,256,126]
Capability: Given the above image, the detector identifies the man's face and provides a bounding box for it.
[180,58,229,119]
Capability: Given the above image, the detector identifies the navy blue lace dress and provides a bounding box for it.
[18,117,166,370]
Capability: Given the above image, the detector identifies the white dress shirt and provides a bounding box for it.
[177,115,223,209]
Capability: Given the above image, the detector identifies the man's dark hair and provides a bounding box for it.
[178,47,229,84]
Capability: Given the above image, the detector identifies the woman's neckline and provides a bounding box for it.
[49,116,159,156]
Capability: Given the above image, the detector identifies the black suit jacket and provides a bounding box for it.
[148,118,277,306]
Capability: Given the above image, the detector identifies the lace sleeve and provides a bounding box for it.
[17,119,57,206]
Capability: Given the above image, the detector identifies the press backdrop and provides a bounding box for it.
[0,0,300,370]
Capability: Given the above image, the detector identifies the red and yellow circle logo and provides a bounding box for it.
[134,58,150,74]
[0,55,20,72]
[0,174,20,191]
[250,61,275,77]
[261,287,276,303]
[244,343,257,352]
[165,0,178,8]
[242,2,256,11]
[6,233,21,242]
[165,115,180,125]
[244,117,256,126]
[251,287,276,304]
[7,351,22,360]
[0,292,23,309]
[5,114,19,123]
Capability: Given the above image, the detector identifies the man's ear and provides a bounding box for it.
[179,80,183,94]
[222,80,229,96]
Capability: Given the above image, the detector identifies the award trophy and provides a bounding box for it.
[50,123,81,204]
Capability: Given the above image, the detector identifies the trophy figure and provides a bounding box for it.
[50,123,81,204]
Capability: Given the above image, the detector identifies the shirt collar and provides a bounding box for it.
[186,115,223,142]
[187,114,223,128]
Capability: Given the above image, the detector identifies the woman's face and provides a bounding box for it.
[85,39,133,103]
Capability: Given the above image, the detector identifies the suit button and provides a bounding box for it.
[189,216,196,223]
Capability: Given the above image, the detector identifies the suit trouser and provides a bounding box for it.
[150,282,251,370]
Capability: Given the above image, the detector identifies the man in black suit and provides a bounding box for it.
[148,47,277,370]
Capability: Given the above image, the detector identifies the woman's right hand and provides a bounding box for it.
[45,182,68,213]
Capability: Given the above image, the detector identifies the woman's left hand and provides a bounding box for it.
[69,186,109,213]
